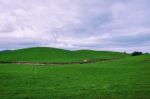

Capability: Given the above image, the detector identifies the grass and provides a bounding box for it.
[0,47,149,99]
[0,47,127,62]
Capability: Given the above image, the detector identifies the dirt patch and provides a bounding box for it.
[0,59,117,66]
[145,60,150,62]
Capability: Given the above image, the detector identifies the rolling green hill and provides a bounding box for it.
[0,47,128,62]
[0,47,149,99]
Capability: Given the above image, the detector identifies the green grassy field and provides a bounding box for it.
[0,47,149,99]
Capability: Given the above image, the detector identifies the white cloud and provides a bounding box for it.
[0,0,150,52]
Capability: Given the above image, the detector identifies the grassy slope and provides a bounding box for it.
[0,47,127,62]
[0,54,150,99]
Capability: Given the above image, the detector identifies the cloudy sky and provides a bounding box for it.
[0,0,150,52]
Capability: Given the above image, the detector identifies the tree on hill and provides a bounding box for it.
[145,52,149,54]
[131,51,143,56]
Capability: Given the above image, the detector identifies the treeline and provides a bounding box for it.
[131,51,149,56]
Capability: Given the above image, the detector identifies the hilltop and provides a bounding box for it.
[0,47,127,62]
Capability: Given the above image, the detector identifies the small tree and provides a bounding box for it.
[131,51,143,56]
[145,52,149,54]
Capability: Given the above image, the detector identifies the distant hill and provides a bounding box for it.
[0,47,128,62]
[0,50,11,52]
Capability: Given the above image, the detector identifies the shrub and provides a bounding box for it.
[145,52,149,54]
[131,51,143,56]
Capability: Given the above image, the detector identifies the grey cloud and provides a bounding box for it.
[0,0,150,52]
